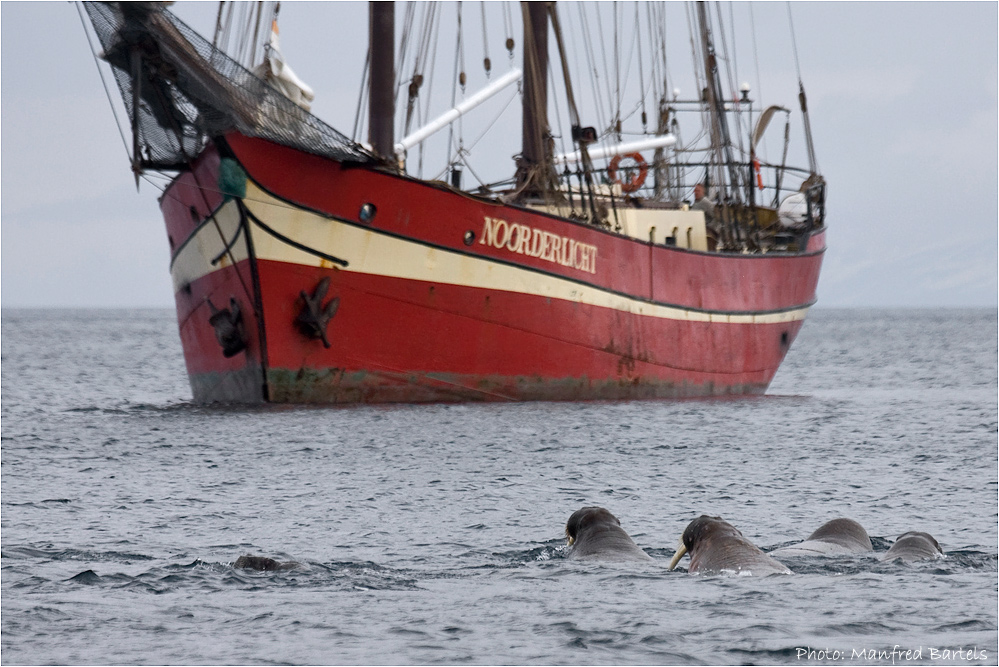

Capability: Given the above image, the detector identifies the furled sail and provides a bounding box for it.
[252,20,315,111]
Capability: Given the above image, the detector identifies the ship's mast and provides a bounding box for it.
[696,1,741,203]
[368,2,395,160]
[516,1,556,198]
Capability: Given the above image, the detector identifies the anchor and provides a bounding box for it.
[296,277,339,348]
[206,297,248,358]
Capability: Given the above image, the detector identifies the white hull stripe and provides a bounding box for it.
[170,182,811,326]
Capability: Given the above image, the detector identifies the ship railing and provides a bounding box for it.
[557,159,823,219]
[475,158,824,244]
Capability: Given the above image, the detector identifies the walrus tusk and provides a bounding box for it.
[668,539,687,570]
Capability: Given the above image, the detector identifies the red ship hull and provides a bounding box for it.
[162,134,824,403]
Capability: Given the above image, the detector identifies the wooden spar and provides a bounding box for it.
[368,2,395,160]
[695,1,741,203]
[547,3,598,221]
[516,1,552,196]
[653,99,669,199]
[798,82,818,174]
[130,47,142,189]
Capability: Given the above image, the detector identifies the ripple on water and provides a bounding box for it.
[1,308,996,664]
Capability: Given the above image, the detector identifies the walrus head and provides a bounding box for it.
[234,555,283,571]
[565,506,621,546]
[805,518,872,551]
[668,515,735,570]
[670,515,791,575]
[894,531,941,552]
[881,531,944,562]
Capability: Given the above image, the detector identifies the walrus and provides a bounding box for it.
[564,506,653,562]
[769,518,873,557]
[233,555,299,571]
[880,532,944,563]
[668,515,791,575]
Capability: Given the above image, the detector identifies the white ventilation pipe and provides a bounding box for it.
[395,69,522,156]
[556,135,677,164]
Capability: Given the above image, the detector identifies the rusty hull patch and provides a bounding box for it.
[189,364,268,403]
[262,366,769,404]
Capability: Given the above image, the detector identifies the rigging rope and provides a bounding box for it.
[594,5,615,136]
[601,2,621,141]
[615,2,639,130]
[430,85,517,188]
[502,2,515,61]
[713,4,736,103]
[233,4,250,65]
[646,3,666,108]
[548,53,568,158]
[786,2,803,81]
[211,2,279,69]
[748,3,767,158]
[575,6,607,142]
[76,2,132,164]
[786,2,818,173]
[446,2,465,167]
[635,3,647,130]
[396,3,417,111]
[420,7,442,178]
[729,3,739,81]
[657,2,672,105]
[457,1,466,92]
[479,1,491,77]
[405,2,436,139]
[464,88,519,158]
[713,3,745,159]
[407,3,442,178]
[248,3,263,67]
[352,47,369,141]
[212,2,226,49]
[684,1,709,166]
[215,3,233,57]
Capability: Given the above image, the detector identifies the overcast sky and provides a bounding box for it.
[2,1,996,309]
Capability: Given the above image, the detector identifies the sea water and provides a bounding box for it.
[2,308,996,665]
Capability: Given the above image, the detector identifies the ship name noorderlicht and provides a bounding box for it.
[479,216,597,274]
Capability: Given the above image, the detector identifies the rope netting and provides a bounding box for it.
[84,2,374,170]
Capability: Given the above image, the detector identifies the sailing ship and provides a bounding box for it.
[81,1,825,403]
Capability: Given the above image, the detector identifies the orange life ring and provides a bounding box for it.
[753,157,764,191]
[608,153,648,193]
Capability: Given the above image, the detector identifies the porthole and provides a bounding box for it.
[359,203,376,223]
[463,230,475,246]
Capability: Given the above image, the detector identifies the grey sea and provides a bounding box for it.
[2,308,996,666]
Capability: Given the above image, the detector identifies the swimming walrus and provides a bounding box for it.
[880,532,944,563]
[233,555,299,571]
[769,518,873,557]
[668,515,791,575]
[564,506,653,562]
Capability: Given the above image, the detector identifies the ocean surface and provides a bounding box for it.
[2,307,996,666]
